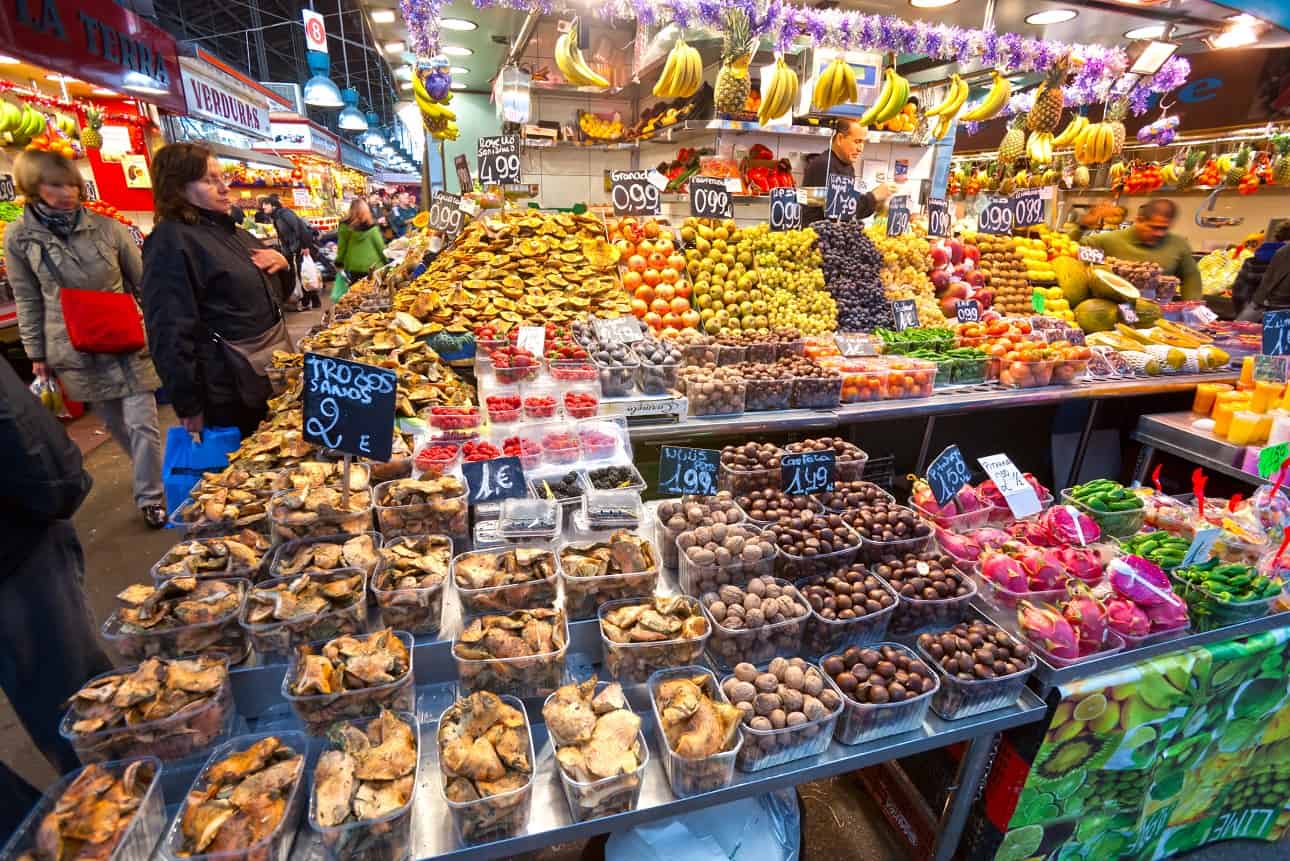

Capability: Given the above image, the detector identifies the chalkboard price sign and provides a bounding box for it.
[1077,246,1105,264]
[477,135,520,186]
[427,191,464,238]
[891,299,919,331]
[978,195,1014,235]
[825,173,860,221]
[0,174,15,202]
[1011,189,1045,227]
[454,154,472,194]
[462,456,527,503]
[781,451,836,495]
[886,195,910,236]
[610,170,661,216]
[925,445,972,506]
[303,353,398,461]
[658,446,720,495]
[955,300,980,323]
[1265,309,1290,355]
[769,187,801,231]
[688,175,733,219]
[927,197,951,238]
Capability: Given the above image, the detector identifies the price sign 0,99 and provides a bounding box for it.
[428,191,464,238]
[477,135,521,186]
[979,195,1014,235]
[886,195,910,237]
[769,187,801,231]
[891,299,919,331]
[825,173,859,222]
[609,170,661,216]
[955,300,980,324]
[688,175,733,219]
[1078,246,1105,264]
[658,446,720,495]
[927,197,951,238]
[1011,189,1045,227]
[782,451,836,495]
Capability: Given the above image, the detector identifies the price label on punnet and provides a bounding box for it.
[978,195,1014,235]
[428,191,464,238]
[1011,189,1046,228]
[688,175,733,220]
[769,187,801,231]
[927,197,951,238]
[1078,245,1105,264]
[477,134,521,186]
[955,300,980,324]
[825,173,860,222]
[658,446,721,496]
[886,194,911,237]
[609,170,661,217]
[978,453,1041,518]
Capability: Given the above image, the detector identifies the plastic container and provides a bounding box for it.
[598,596,710,684]
[582,464,646,496]
[910,500,993,533]
[1059,489,1146,539]
[373,479,468,540]
[996,358,1056,389]
[773,526,863,581]
[521,383,560,420]
[677,532,779,598]
[3,756,164,861]
[281,631,415,735]
[547,358,599,385]
[452,547,560,615]
[1027,630,1126,667]
[439,695,535,846]
[836,360,889,403]
[308,712,420,861]
[1171,575,1280,631]
[654,498,746,570]
[101,578,250,665]
[791,374,844,409]
[558,539,660,620]
[546,685,649,822]
[685,377,746,418]
[827,643,940,745]
[453,611,569,698]
[884,575,979,638]
[915,631,1037,719]
[498,498,563,542]
[561,381,602,419]
[975,576,1067,611]
[680,339,718,367]
[483,386,523,424]
[647,667,742,798]
[426,406,483,441]
[160,731,309,861]
[796,575,900,658]
[268,491,373,544]
[150,535,268,582]
[582,488,644,530]
[170,497,270,539]
[61,666,235,765]
[595,357,638,397]
[635,356,681,395]
[713,344,746,367]
[743,376,793,412]
[577,418,631,463]
[811,482,894,513]
[718,459,783,496]
[725,671,843,772]
[412,440,462,478]
[857,529,936,564]
[1052,357,1090,385]
[238,569,368,658]
[537,422,582,466]
[371,537,450,636]
[701,579,808,672]
[269,531,384,579]
[1118,622,1191,650]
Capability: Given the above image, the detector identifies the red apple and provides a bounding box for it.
[930,270,952,293]
[948,240,965,265]
[947,282,970,300]
[975,289,994,307]
[930,246,950,268]
[965,270,987,288]
[941,295,960,317]
[963,245,981,264]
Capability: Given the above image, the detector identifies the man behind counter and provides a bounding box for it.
[1069,198,1203,300]
[801,117,895,225]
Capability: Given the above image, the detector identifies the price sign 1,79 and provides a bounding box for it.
[477,135,521,186]
[609,170,661,217]
[688,176,733,220]
[769,187,801,231]
[825,173,859,222]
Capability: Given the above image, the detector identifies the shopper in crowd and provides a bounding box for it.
[1233,223,1290,319]
[1069,198,1203,300]
[0,356,113,803]
[253,196,273,224]
[333,198,386,300]
[261,194,322,310]
[5,150,167,528]
[389,190,418,238]
[1237,225,1290,321]
[801,117,896,226]
[142,143,292,436]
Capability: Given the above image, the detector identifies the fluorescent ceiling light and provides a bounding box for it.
[440,17,477,31]
[1025,9,1077,24]
[450,66,470,75]
[384,41,405,54]
[1124,24,1166,39]
[442,44,473,56]
[395,65,413,80]
[92,87,120,96]
[46,73,79,82]
[1128,40,1179,75]
[370,9,396,23]
[909,0,958,8]
[0,55,19,64]
[1207,14,1262,49]
[450,81,467,90]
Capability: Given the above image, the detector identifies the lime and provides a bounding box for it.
[1073,692,1108,722]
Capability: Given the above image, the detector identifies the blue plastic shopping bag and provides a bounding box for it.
[162,425,242,519]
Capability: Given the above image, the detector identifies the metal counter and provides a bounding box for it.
[1132,410,1264,486]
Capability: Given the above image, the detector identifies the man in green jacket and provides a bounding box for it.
[1068,198,1203,300]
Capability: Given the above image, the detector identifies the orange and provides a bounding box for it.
[631,298,648,318]
[622,270,642,291]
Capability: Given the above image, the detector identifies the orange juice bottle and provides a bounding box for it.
[1251,380,1282,413]
[1239,355,1256,390]
[1193,382,1233,414]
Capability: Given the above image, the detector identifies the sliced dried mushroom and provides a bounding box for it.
[15,759,154,861]
[245,573,363,625]
[654,674,742,759]
[154,531,268,579]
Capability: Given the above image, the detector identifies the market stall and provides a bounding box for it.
[252,116,345,232]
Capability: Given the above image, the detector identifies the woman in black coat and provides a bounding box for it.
[141,143,292,435]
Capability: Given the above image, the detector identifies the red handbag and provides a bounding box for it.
[59,287,146,354]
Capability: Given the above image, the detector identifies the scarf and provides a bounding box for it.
[29,201,81,239]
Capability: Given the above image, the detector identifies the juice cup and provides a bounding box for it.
[1193,382,1232,414]
[1239,355,1255,389]
[1227,410,1262,445]
[1213,397,1248,438]
[1213,390,1250,418]
[1251,380,1282,413]
[1258,413,1274,444]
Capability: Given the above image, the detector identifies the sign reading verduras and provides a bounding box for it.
[302,353,397,461]
[477,135,520,186]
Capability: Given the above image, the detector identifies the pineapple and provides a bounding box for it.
[999,122,1025,165]
[1226,146,1251,187]
[1272,135,1290,186]
[714,8,754,115]
[1105,98,1127,157]
[80,107,102,150]
[1026,59,1067,134]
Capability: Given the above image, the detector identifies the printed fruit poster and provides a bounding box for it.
[995,629,1290,861]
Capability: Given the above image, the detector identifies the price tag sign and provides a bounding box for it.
[1259,442,1290,479]
[0,173,15,202]
[302,353,397,461]
[688,176,733,219]
[454,154,473,193]
[1119,303,1139,325]
[978,195,1014,235]
[1032,290,1047,313]
[593,316,644,344]
[292,187,311,207]
[891,299,919,331]
[1011,189,1045,227]
[609,170,661,216]
[658,446,721,495]
[955,300,980,323]
[462,456,527,504]
[515,325,545,357]
[769,187,801,231]
[925,445,971,506]
[1180,527,1222,568]
[927,197,951,238]
[978,453,1042,518]
[781,451,836,495]
[477,135,521,186]
[886,195,910,236]
[428,191,464,239]
[1264,309,1290,355]
[83,180,98,201]
[646,169,669,190]
[1192,306,1219,325]
[1078,246,1105,264]
[1252,355,1288,382]
[825,173,860,222]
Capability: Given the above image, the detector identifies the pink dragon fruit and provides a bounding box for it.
[1105,596,1151,637]
[1014,544,1068,590]
[934,526,981,561]
[1063,583,1109,655]
[1040,506,1101,546]
[981,549,1029,592]
[1108,556,1172,605]
[910,478,948,516]
[1053,546,1103,584]
[1010,518,1055,546]
[978,473,1048,510]
[968,527,1013,550]
[1144,591,1189,632]
[1018,600,1081,659]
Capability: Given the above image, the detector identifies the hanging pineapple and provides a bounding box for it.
[714,8,754,115]
[1105,98,1127,159]
[1272,134,1290,186]
[1025,58,1068,135]
[999,119,1025,166]
[80,107,103,150]
[1226,145,1251,187]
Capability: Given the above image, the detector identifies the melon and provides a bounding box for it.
[1074,298,1120,333]
[1132,299,1162,328]
[1053,257,1090,306]
[1089,268,1141,303]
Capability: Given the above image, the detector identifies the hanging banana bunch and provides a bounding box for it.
[653,38,704,99]
[924,74,967,140]
[1052,114,1088,148]
[411,66,457,139]
[1026,131,1054,166]
[812,57,857,112]
[555,20,609,88]
[758,55,799,126]
[959,71,1011,122]
[856,66,909,127]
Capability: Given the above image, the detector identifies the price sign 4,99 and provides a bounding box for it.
[770,187,801,231]
[609,170,661,216]
[978,195,1014,235]
[927,197,951,238]
[477,135,521,186]
[688,176,733,220]
[825,173,859,222]
[428,191,464,239]
[1011,190,1045,228]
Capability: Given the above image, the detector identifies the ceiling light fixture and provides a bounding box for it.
[450,81,467,90]
[909,0,958,8]
[440,17,478,30]
[0,55,19,64]
[303,49,343,107]
[1025,9,1078,24]
[442,44,473,56]
[370,9,396,23]
[384,41,405,54]
[1206,14,1262,49]
[450,66,470,75]
[337,88,368,130]
[1128,39,1179,75]
[1124,24,1166,40]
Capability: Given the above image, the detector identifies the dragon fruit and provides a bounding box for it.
[1144,591,1189,632]
[1063,582,1109,655]
[1108,556,1172,605]
[981,549,1029,592]
[1040,506,1101,546]
[969,527,1013,550]
[913,478,989,528]
[978,473,1048,510]
[1018,601,1081,659]
[1053,546,1103,583]
[934,526,980,562]
[1105,596,1151,637]
[1014,544,1068,590]
[1010,518,1055,546]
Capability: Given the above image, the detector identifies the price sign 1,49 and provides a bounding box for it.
[978,195,1014,235]
[769,187,801,231]
[477,135,520,186]
[688,176,733,219]
[428,191,464,238]
[782,451,836,495]
[610,170,661,216]
[1011,190,1045,227]
[927,197,951,238]
[825,173,859,222]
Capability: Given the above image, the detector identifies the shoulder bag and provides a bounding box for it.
[41,241,146,354]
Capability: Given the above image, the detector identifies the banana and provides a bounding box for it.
[830,59,849,108]
[961,71,1011,122]
[1053,114,1087,148]
[942,75,969,118]
[653,40,682,98]
[558,22,609,88]
[813,61,837,111]
[858,67,895,125]
[877,71,908,124]
[681,43,703,97]
[844,62,858,104]
[924,77,956,118]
